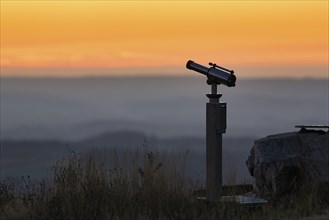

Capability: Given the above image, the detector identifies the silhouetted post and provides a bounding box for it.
[185,60,235,202]
[206,83,226,202]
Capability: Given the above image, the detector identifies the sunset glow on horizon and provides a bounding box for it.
[1,1,328,78]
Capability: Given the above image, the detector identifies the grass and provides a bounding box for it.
[1,145,328,220]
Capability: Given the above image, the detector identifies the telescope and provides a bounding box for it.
[186,60,236,87]
[185,59,237,202]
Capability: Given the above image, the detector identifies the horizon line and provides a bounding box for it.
[1,75,328,81]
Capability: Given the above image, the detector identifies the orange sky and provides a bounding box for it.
[1,1,328,77]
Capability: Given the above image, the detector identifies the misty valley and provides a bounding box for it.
[1,130,254,184]
[1,77,327,184]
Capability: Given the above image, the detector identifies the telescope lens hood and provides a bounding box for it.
[186,60,194,69]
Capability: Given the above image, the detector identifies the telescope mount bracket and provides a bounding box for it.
[206,78,222,102]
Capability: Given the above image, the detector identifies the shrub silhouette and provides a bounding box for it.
[0,148,328,219]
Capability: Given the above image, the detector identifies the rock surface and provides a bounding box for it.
[246,130,329,198]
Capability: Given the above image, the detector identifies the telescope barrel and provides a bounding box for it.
[186,60,236,87]
[208,68,236,87]
[186,60,209,76]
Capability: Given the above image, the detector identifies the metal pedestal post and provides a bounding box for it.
[206,84,227,202]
